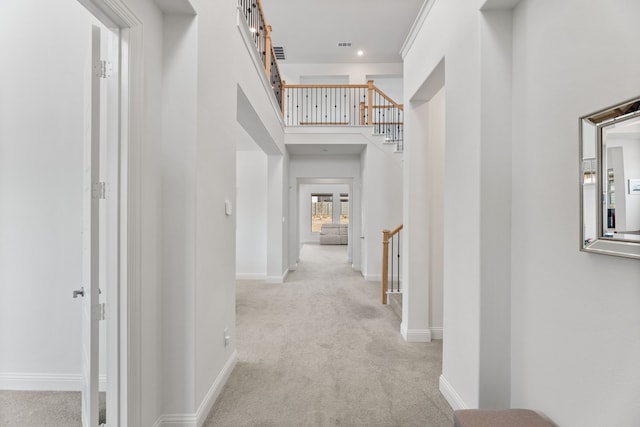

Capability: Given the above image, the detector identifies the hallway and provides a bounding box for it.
[205,244,452,426]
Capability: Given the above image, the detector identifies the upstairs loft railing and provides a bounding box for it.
[283,81,404,150]
[381,224,403,304]
[238,0,284,111]
[237,0,403,151]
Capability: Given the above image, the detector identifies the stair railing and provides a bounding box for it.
[238,0,284,111]
[367,81,404,147]
[381,224,403,304]
[283,80,404,151]
[237,0,401,145]
[283,83,369,126]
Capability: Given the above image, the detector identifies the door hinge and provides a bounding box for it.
[95,303,106,321]
[92,182,108,199]
[94,59,112,79]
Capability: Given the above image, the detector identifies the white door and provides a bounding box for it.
[75,24,104,426]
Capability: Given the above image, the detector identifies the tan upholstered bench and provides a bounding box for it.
[454,409,554,427]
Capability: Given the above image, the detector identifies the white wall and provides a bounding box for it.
[160,12,197,414]
[0,0,106,390]
[236,149,268,279]
[361,145,403,281]
[281,62,402,85]
[510,1,640,425]
[404,0,640,423]
[427,88,445,339]
[193,0,237,416]
[366,75,404,104]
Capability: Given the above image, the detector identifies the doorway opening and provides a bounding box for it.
[0,0,135,424]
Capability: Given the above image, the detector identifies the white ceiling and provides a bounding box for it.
[605,117,640,139]
[260,0,424,64]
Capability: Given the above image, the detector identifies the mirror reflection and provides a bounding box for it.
[601,117,640,242]
[580,96,640,259]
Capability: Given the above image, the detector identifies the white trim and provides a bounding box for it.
[480,0,522,11]
[439,375,468,410]
[0,373,82,391]
[73,1,143,426]
[151,350,238,427]
[364,273,382,282]
[400,322,432,342]
[195,350,238,425]
[152,414,197,427]
[236,273,267,281]
[0,373,107,391]
[236,7,286,130]
[266,269,289,284]
[400,0,436,59]
[430,327,444,340]
[122,20,144,427]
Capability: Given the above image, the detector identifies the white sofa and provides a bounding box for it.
[319,223,348,245]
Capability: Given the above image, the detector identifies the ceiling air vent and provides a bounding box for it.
[273,46,286,60]
[337,42,352,47]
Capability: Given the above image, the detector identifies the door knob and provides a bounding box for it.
[73,287,85,298]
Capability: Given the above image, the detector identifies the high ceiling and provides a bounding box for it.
[260,0,424,64]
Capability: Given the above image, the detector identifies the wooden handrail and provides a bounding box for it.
[381,224,403,304]
[386,224,404,237]
[265,25,272,77]
[254,0,269,37]
[367,80,374,125]
[372,85,404,111]
[240,0,284,112]
[370,105,405,109]
[281,79,286,115]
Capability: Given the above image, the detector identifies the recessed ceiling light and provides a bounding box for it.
[357,50,364,56]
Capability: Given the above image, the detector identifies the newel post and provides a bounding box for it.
[265,25,273,77]
[367,80,374,125]
[281,80,286,115]
[382,229,390,304]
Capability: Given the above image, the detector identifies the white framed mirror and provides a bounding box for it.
[580,96,640,259]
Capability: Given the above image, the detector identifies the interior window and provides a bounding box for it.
[311,194,333,232]
[340,193,349,224]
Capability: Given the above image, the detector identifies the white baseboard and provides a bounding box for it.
[195,350,238,425]
[439,374,468,410]
[289,263,298,271]
[152,350,238,427]
[266,269,289,284]
[235,273,267,281]
[0,372,107,391]
[400,322,432,342]
[152,413,197,427]
[364,273,381,282]
[430,327,444,340]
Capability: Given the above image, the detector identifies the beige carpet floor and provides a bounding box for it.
[0,245,452,426]
[0,390,105,426]
[204,244,453,426]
